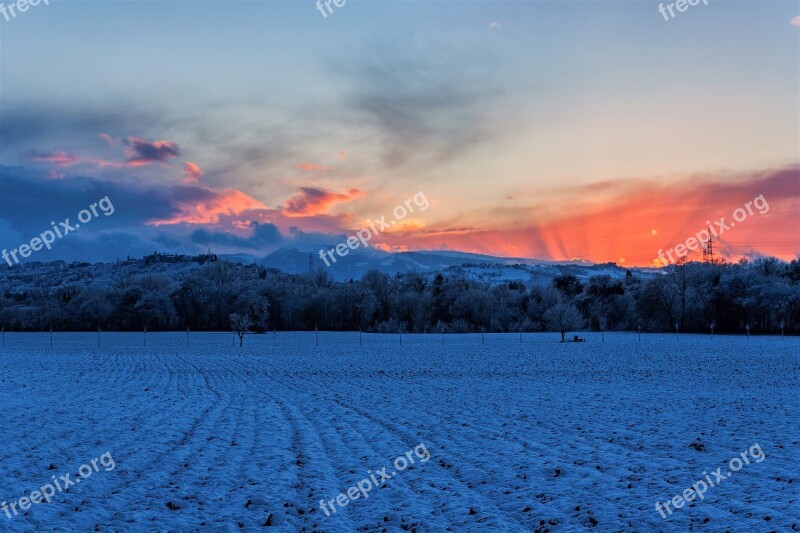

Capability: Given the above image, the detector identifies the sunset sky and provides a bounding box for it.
[1,0,798,266]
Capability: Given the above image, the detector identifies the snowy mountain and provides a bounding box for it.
[219,247,652,283]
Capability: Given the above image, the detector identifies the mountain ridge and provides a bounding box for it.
[219,247,652,284]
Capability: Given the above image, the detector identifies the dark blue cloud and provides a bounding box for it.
[0,103,166,159]
[0,167,175,230]
[0,165,353,264]
[335,39,499,168]
[124,137,180,165]
[190,222,283,250]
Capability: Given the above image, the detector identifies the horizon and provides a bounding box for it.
[6,244,798,271]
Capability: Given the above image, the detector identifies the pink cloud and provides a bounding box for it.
[298,163,333,172]
[99,133,118,146]
[30,136,182,170]
[29,151,81,167]
[182,162,203,183]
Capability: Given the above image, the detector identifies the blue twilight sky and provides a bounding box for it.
[1,0,798,265]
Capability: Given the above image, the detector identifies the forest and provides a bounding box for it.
[0,255,798,335]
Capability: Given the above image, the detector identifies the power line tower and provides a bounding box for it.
[702,226,715,264]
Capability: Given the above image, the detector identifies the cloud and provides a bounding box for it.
[57,232,156,264]
[282,186,363,217]
[298,163,333,172]
[0,103,168,166]
[124,137,180,166]
[0,218,23,248]
[190,222,283,249]
[383,218,426,233]
[791,16,800,26]
[27,150,132,170]
[489,22,502,29]
[152,233,183,248]
[0,167,178,231]
[28,137,183,171]
[374,242,409,253]
[1,145,360,261]
[182,162,203,183]
[99,133,118,146]
[392,166,800,265]
[4,155,796,266]
[28,151,81,167]
[337,39,498,168]
[146,186,268,226]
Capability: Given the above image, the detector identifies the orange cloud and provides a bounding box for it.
[379,166,800,266]
[383,218,426,233]
[147,187,268,226]
[374,242,409,253]
[182,162,203,183]
[282,187,363,217]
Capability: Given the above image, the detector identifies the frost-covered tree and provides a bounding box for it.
[1,254,798,335]
[545,301,584,342]
[230,313,252,347]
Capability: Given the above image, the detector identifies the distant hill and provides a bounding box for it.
[1,251,794,335]
[219,247,656,284]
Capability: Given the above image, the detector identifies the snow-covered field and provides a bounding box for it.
[0,332,797,532]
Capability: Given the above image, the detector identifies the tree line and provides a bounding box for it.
[0,256,798,335]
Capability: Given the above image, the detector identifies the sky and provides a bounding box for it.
[1,0,798,267]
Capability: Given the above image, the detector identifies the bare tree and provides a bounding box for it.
[545,301,584,342]
[667,257,688,330]
[230,313,252,347]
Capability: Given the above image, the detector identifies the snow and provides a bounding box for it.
[0,332,797,531]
